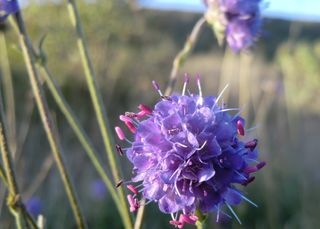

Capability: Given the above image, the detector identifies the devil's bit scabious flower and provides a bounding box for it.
[204,0,263,52]
[0,0,19,22]
[115,75,265,228]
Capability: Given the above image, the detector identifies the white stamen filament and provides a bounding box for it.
[182,81,188,96]
[197,77,203,98]
[226,203,242,224]
[213,84,229,110]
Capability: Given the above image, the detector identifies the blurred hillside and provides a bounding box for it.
[0,0,320,228]
[6,1,319,115]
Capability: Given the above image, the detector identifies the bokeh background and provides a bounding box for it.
[0,0,320,228]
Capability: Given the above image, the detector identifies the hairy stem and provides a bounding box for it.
[66,1,132,228]
[13,10,87,229]
[165,17,206,95]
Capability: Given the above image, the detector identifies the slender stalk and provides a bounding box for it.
[13,10,87,229]
[0,103,27,229]
[134,199,145,229]
[0,92,8,186]
[9,9,129,228]
[238,53,253,119]
[66,1,132,228]
[37,65,127,224]
[0,32,16,155]
[196,221,205,229]
[0,120,22,229]
[0,88,37,228]
[0,123,37,229]
[165,17,206,96]
[0,162,8,186]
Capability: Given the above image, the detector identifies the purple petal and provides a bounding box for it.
[224,189,241,205]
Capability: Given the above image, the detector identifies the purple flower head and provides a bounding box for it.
[0,0,19,23]
[116,76,265,228]
[26,197,42,217]
[204,0,263,52]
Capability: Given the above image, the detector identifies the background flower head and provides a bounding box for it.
[0,0,19,22]
[205,0,263,52]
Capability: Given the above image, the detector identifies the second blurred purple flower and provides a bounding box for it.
[0,0,19,23]
[204,0,263,52]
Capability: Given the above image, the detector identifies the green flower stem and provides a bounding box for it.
[13,10,87,229]
[66,1,132,228]
[0,92,38,229]
[0,88,8,188]
[37,65,128,225]
[0,163,8,186]
[0,32,17,155]
[165,17,206,96]
[0,69,37,229]
[195,208,207,229]
[196,221,205,229]
[0,113,23,229]
[134,199,145,229]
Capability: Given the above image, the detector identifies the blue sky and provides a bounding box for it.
[139,0,320,22]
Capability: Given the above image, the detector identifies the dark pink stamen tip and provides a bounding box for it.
[169,220,182,227]
[189,215,198,221]
[136,111,146,119]
[115,127,125,141]
[127,185,139,195]
[138,104,153,114]
[152,80,160,90]
[245,139,258,150]
[116,144,124,156]
[179,214,197,225]
[127,194,140,212]
[242,176,255,186]
[184,73,190,83]
[127,194,135,206]
[244,166,257,174]
[116,180,123,188]
[120,115,132,123]
[257,161,266,170]
[237,120,245,136]
[125,121,136,133]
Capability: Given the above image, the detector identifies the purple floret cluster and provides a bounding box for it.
[205,0,263,52]
[0,0,19,22]
[115,76,265,228]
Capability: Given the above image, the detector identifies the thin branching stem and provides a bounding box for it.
[0,88,38,229]
[165,17,206,96]
[66,1,132,228]
[12,10,87,229]
[37,65,125,223]
[0,100,23,229]
[0,32,16,155]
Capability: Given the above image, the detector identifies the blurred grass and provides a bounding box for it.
[0,0,320,228]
